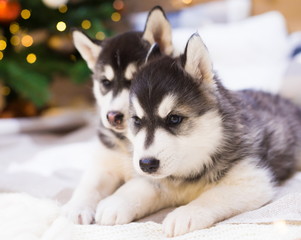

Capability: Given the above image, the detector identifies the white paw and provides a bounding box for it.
[95,195,136,225]
[162,206,213,237]
[62,202,95,225]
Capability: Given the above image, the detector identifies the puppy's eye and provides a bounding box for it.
[101,79,112,88]
[132,116,142,127]
[166,114,183,126]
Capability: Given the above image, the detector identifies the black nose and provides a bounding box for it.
[139,158,160,173]
[107,111,124,126]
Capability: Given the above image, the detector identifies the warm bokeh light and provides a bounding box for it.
[48,36,61,49]
[21,9,31,19]
[182,0,192,4]
[0,40,7,51]
[21,35,33,47]
[81,20,91,30]
[9,22,20,34]
[0,51,3,60]
[56,21,67,32]
[58,5,68,13]
[1,86,10,96]
[10,35,20,46]
[26,53,37,64]
[95,31,106,40]
[273,220,288,234]
[113,0,124,10]
[111,12,121,22]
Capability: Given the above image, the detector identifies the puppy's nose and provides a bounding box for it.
[139,158,160,173]
[107,111,124,127]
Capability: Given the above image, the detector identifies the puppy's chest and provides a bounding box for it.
[160,179,210,205]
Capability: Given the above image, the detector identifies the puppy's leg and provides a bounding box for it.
[163,159,275,237]
[95,177,167,225]
[62,146,126,224]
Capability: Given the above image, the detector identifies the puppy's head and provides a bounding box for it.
[129,34,223,180]
[72,6,172,133]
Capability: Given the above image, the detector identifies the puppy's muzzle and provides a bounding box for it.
[107,111,124,128]
[139,158,160,173]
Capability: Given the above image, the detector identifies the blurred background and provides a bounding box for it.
[0,0,301,131]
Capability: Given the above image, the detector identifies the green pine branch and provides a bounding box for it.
[1,0,116,108]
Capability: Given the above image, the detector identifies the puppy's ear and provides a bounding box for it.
[145,43,161,63]
[142,6,173,55]
[72,30,102,71]
[183,33,214,84]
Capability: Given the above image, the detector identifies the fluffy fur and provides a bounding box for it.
[62,6,173,224]
[64,9,301,237]
[114,33,301,237]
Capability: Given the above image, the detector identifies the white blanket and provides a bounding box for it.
[1,188,301,240]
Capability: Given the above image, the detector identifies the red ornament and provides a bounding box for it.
[0,0,21,23]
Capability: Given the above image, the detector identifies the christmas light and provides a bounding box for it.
[1,86,10,96]
[182,0,192,4]
[96,31,106,40]
[9,22,20,34]
[0,51,3,60]
[42,0,68,9]
[81,20,91,30]
[21,9,31,19]
[113,0,124,11]
[56,21,66,32]
[111,12,121,22]
[0,40,7,51]
[10,35,20,46]
[58,4,68,13]
[273,220,288,234]
[26,53,37,64]
[48,36,61,49]
[21,35,33,47]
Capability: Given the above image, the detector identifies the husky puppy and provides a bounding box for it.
[63,6,173,224]
[95,33,301,237]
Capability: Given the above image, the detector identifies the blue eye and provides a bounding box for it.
[132,116,142,126]
[166,114,183,126]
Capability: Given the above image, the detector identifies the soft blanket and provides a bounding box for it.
[1,186,301,240]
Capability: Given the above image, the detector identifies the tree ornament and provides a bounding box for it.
[42,0,68,9]
[0,0,21,23]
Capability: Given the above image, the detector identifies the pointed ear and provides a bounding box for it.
[142,6,173,55]
[183,33,214,84]
[145,43,161,63]
[72,30,102,71]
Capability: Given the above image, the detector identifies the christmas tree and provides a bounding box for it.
[0,0,123,117]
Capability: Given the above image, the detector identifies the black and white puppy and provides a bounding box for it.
[94,33,301,237]
[63,6,173,225]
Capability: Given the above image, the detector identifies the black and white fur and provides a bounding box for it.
[95,34,301,237]
[62,6,173,225]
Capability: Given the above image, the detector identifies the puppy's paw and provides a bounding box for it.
[62,202,95,225]
[95,195,136,225]
[162,206,213,237]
